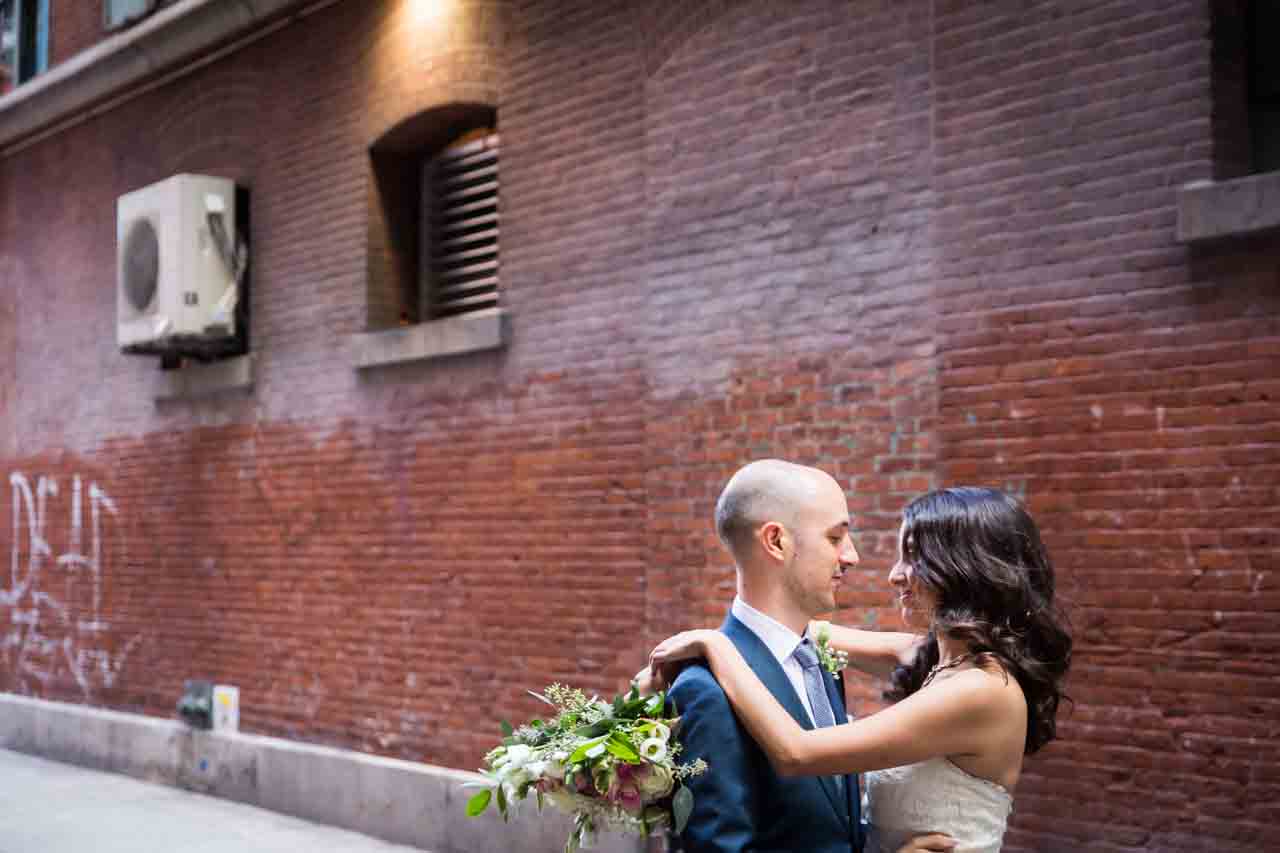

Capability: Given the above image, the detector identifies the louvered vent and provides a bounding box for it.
[427,132,499,318]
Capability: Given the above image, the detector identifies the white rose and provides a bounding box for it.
[503,768,531,792]
[503,744,532,770]
[639,738,668,763]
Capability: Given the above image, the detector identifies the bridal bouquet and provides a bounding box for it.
[465,683,708,852]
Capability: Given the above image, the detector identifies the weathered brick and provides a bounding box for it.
[1,2,1277,851]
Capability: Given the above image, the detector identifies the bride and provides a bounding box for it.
[649,487,1072,853]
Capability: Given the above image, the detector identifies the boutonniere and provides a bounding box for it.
[812,621,849,675]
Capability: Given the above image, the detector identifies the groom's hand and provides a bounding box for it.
[897,834,956,853]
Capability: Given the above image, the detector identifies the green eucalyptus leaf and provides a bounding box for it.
[500,720,514,737]
[673,785,694,835]
[465,789,492,817]
[496,783,508,820]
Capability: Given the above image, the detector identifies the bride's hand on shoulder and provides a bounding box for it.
[646,629,724,690]
[630,664,657,696]
[650,629,720,667]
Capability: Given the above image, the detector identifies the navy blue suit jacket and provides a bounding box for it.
[669,613,862,853]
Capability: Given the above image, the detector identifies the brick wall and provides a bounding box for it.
[48,0,101,67]
[1,1,1277,850]
[929,1,1280,849]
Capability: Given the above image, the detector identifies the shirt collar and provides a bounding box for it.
[731,596,812,665]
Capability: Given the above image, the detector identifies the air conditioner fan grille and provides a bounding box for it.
[122,218,159,312]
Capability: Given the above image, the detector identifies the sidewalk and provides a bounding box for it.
[0,748,424,853]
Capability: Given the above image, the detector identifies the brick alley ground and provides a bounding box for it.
[0,748,423,853]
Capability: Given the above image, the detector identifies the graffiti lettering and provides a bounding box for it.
[1,472,142,697]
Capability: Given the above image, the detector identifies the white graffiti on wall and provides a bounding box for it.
[2,472,143,697]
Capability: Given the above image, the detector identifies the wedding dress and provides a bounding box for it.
[862,757,1013,853]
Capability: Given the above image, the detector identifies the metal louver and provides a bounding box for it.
[428,132,499,318]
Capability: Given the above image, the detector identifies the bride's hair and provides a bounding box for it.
[885,487,1072,754]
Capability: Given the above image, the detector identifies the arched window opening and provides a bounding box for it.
[368,103,498,330]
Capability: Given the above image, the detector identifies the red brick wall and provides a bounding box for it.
[47,0,100,67]
[929,1,1280,849]
[2,1,1277,851]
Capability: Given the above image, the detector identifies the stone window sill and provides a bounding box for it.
[155,353,254,402]
[1177,170,1280,243]
[351,308,511,370]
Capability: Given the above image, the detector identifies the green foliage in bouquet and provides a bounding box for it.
[465,683,708,853]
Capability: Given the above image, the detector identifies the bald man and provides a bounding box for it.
[670,459,864,853]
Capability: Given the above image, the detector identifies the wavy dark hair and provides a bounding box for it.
[886,487,1072,754]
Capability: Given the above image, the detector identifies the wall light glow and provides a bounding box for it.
[409,0,453,27]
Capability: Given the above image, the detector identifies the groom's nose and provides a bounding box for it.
[840,537,860,567]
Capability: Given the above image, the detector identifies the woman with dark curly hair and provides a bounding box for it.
[648,487,1072,853]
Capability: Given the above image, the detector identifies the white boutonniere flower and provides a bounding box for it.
[812,621,849,675]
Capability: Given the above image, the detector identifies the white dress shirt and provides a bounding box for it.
[731,596,817,726]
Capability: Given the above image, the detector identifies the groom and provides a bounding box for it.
[666,460,941,853]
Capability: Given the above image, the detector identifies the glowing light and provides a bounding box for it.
[409,0,452,27]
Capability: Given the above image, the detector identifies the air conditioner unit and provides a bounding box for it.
[117,174,246,359]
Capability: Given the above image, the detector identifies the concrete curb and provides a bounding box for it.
[0,693,642,853]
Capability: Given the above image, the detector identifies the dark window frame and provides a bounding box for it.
[366,103,499,331]
[1,0,49,91]
[1246,0,1280,173]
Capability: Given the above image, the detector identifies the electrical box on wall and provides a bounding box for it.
[212,684,239,732]
[177,680,213,729]
[116,173,248,362]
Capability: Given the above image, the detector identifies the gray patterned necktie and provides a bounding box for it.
[793,639,844,795]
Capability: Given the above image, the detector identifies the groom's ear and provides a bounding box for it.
[760,521,788,561]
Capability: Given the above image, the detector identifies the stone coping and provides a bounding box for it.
[1177,170,1280,243]
[155,353,255,401]
[352,308,511,370]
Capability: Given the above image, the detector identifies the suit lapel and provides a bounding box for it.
[721,615,850,827]
[721,615,813,730]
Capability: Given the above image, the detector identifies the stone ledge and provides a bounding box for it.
[1177,170,1280,243]
[352,308,511,370]
[0,693,641,853]
[155,353,254,401]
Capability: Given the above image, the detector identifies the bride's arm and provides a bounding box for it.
[652,630,1012,777]
[815,620,923,678]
